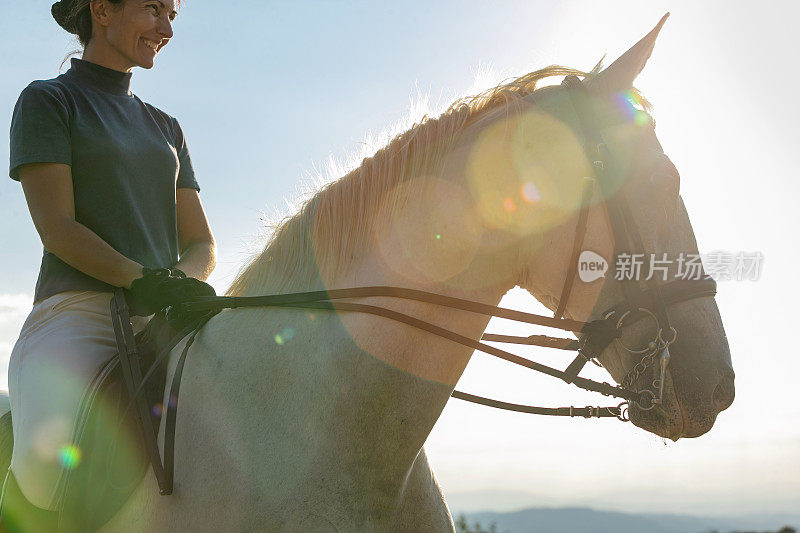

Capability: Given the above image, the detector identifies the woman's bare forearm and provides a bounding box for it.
[173,241,215,282]
[43,219,144,289]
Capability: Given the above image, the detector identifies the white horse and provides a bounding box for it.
[4,17,734,532]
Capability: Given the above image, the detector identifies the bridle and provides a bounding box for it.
[549,75,717,411]
[112,75,719,495]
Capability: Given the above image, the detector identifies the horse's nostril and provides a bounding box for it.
[712,371,735,413]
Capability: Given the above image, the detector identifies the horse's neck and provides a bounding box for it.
[196,261,495,489]
[191,182,518,497]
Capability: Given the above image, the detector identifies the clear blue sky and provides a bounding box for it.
[1,0,798,517]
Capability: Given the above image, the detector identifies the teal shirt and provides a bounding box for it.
[9,58,200,303]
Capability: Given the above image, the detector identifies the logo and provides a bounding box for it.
[578,251,608,282]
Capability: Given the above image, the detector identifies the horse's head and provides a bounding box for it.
[505,15,734,440]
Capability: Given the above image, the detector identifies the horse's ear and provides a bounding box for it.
[588,13,669,94]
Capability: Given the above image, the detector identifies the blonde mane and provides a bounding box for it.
[224,65,606,298]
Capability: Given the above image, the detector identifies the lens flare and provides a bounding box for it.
[614,91,636,119]
[58,444,82,470]
[374,177,484,284]
[615,90,650,127]
[503,197,517,212]
[275,326,297,345]
[521,182,540,203]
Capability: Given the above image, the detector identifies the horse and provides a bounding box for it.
[1,15,734,531]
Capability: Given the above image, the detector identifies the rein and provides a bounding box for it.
[179,279,716,418]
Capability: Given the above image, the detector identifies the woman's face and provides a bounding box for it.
[101,0,177,70]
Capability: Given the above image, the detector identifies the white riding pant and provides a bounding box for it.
[7,290,148,511]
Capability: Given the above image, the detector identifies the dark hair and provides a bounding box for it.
[51,0,124,47]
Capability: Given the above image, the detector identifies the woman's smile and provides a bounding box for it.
[139,37,163,59]
[141,37,161,54]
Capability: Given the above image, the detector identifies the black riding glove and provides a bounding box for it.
[124,267,216,317]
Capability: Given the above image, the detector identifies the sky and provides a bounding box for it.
[1,0,798,518]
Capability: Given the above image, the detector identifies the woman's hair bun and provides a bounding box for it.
[51,1,78,34]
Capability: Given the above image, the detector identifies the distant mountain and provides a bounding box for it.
[458,507,800,533]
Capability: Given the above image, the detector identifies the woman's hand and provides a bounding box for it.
[124,267,216,317]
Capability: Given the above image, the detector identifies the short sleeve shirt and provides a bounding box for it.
[9,58,200,303]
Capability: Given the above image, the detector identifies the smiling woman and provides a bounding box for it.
[52,0,182,70]
[0,0,214,530]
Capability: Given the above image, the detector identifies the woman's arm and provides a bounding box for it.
[173,188,216,281]
[19,162,144,289]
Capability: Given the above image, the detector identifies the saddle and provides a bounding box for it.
[57,290,214,531]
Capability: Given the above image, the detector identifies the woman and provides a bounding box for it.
[2,0,216,529]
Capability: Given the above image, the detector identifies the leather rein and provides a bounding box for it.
[113,74,717,496]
